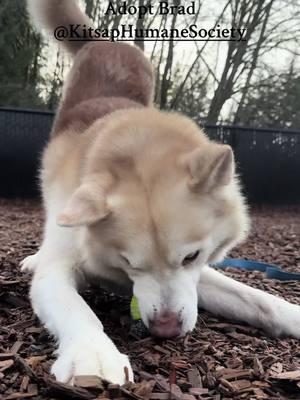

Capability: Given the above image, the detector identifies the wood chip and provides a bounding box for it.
[219,378,251,393]
[153,375,170,392]
[108,384,121,399]
[182,395,196,400]
[229,379,252,392]
[45,378,95,399]
[0,359,14,372]
[14,356,36,380]
[253,388,269,398]
[270,362,283,374]
[150,394,170,400]
[4,393,37,400]
[20,375,30,392]
[10,340,23,354]
[189,387,209,395]
[271,370,300,380]
[25,355,47,369]
[134,380,156,400]
[74,375,104,390]
[217,368,253,380]
[153,345,171,356]
[253,357,264,376]
[187,367,202,388]
[25,326,44,334]
[170,383,182,400]
[0,353,15,361]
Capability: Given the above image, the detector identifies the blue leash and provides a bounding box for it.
[215,258,300,281]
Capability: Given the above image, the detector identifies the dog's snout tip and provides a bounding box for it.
[148,311,182,338]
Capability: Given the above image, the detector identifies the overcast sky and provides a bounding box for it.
[40,0,300,118]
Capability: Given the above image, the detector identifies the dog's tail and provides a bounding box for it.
[27,0,94,55]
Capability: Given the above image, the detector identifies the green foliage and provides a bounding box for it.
[236,66,300,129]
[0,0,46,108]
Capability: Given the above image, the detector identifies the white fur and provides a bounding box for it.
[132,267,201,333]
[20,252,39,272]
[26,192,133,385]
[198,265,300,338]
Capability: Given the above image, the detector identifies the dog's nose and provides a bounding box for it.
[149,311,182,338]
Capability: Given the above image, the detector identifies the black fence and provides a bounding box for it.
[0,107,299,203]
[204,124,300,203]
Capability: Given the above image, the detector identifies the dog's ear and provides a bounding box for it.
[183,144,234,192]
[57,183,110,227]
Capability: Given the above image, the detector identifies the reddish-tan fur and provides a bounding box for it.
[52,41,154,135]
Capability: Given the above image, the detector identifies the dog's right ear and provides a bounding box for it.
[57,183,110,227]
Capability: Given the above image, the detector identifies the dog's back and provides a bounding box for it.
[28,0,154,135]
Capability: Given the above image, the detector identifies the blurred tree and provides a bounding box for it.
[85,0,95,18]
[0,0,45,108]
[1,0,300,130]
[206,0,275,124]
[45,50,68,110]
[170,0,300,125]
[170,60,208,124]
[235,62,300,129]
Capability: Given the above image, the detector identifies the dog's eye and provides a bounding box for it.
[120,255,130,265]
[182,250,200,266]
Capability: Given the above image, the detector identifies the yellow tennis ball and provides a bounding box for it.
[130,296,141,320]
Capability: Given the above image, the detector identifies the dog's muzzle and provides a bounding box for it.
[148,310,182,338]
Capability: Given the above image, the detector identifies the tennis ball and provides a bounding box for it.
[130,295,141,320]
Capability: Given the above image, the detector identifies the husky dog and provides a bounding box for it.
[23,0,300,385]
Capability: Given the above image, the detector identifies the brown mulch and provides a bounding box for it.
[0,198,300,400]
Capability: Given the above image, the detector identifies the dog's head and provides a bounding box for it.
[58,109,249,338]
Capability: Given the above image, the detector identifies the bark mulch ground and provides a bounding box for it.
[0,199,299,400]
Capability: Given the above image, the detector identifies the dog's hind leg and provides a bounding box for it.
[197,265,300,338]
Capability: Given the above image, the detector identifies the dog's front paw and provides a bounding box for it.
[52,333,133,385]
[20,253,39,272]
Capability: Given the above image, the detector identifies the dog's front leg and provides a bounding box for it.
[30,258,133,384]
[197,265,300,338]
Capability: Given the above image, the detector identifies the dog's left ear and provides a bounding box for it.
[57,183,110,227]
[183,144,234,192]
